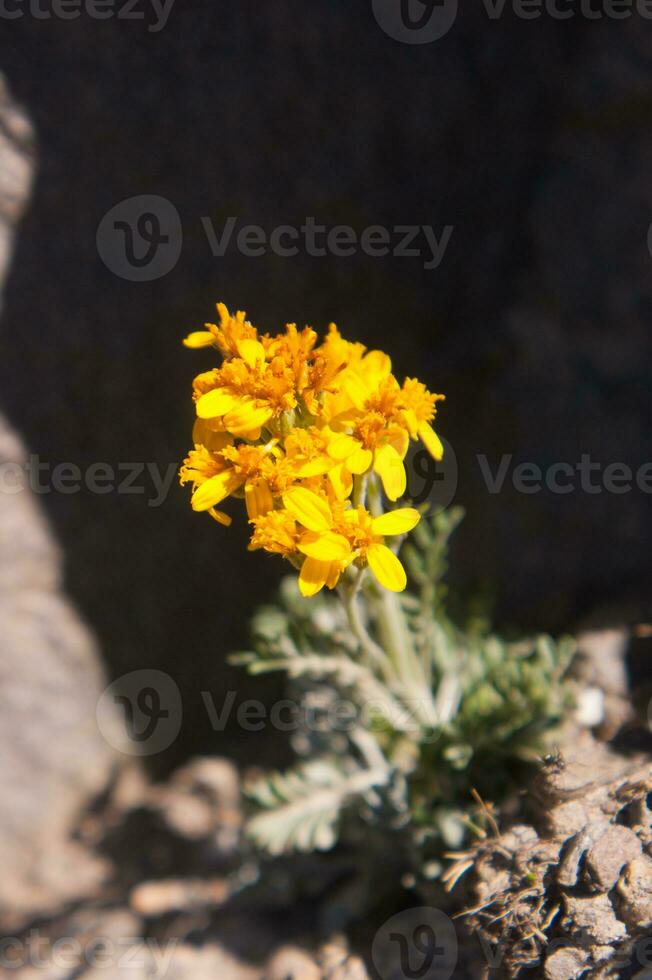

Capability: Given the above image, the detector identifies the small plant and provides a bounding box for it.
[180,302,575,883]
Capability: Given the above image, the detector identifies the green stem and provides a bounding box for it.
[340,569,396,684]
[365,474,438,727]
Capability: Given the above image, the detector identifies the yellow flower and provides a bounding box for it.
[326,415,409,501]
[249,509,299,556]
[281,487,420,596]
[179,445,233,526]
[181,301,444,597]
[193,325,315,439]
[183,303,258,356]
[303,324,365,414]
[397,378,446,460]
[180,442,272,516]
[323,366,443,495]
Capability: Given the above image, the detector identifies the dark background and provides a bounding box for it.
[0,2,650,771]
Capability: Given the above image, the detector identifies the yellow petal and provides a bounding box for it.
[191,471,241,511]
[402,408,418,438]
[295,458,331,478]
[374,443,406,501]
[238,428,263,442]
[328,463,353,501]
[237,338,266,368]
[326,562,344,589]
[196,388,238,419]
[367,543,407,592]
[282,487,332,532]
[192,419,232,452]
[387,426,409,459]
[347,447,373,475]
[418,421,444,461]
[341,372,372,410]
[361,350,392,384]
[371,507,420,536]
[298,531,351,561]
[327,433,362,460]
[298,557,331,597]
[183,331,215,349]
[245,481,274,520]
[224,400,273,435]
[208,507,232,526]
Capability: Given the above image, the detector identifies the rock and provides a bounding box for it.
[544,946,589,980]
[585,825,642,891]
[0,431,120,930]
[145,944,260,980]
[329,959,369,980]
[150,756,242,853]
[616,856,652,930]
[0,74,33,305]
[462,734,652,977]
[562,894,626,946]
[575,628,634,738]
[265,946,321,980]
[129,877,229,917]
[0,78,121,928]
[6,905,259,980]
[319,938,370,979]
[78,940,258,980]
[7,908,141,979]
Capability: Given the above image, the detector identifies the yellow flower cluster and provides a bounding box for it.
[180,303,445,596]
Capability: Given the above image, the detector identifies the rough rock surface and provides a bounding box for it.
[460,731,652,978]
[455,625,652,978]
[0,74,32,306]
[1,752,369,979]
[0,77,120,927]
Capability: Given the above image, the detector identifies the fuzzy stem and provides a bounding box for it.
[365,474,438,728]
[340,569,396,684]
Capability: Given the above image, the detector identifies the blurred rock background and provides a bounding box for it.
[0,4,650,775]
[0,74,118,929]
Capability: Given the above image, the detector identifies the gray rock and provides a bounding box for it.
[266,947,321,980]
[149,755,242,853]
[0,74,33,308]
[616,856,652,930]
[585,825,642,891]
[544,947,590,980]
[0,78,120,927]
[7,907,258,980]
[563,894,627,946]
